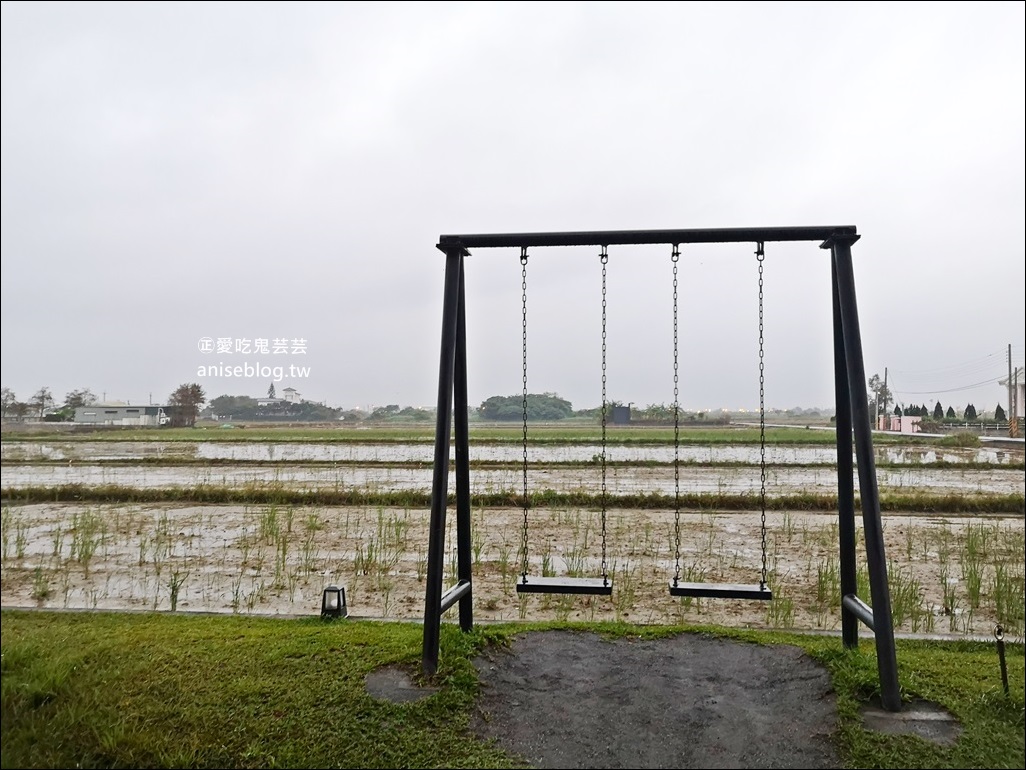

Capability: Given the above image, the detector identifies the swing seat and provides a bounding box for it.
[669,581,772,600]
[517,575,613,595]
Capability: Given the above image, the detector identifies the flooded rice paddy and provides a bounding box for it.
[1,440,1021,465]
[2,437,1023,639]
[1,463,1021,495]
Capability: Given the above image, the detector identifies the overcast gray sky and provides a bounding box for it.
[2,1,1023,415]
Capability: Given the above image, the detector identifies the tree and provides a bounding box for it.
[65,388,96,410]
[210,394,257,419]
[268,383,276,399]
[0,387,15,419]
[945,406,956,419]
[31,387,54,419]
[8,401,31,421]
[995,403,1007,421]
[479,393,574,421]
[867,374,892,415]
[894,405,902,417]
[933,402,944,419]
[168,383,206,427]
[963,403,977,420]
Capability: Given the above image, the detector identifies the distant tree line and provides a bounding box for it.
[892,402,1008,422]
[478,393,574,421]
[207,392,342,423]
[1,386,96,422]
[363,404,433,422]
[475,394,734,423]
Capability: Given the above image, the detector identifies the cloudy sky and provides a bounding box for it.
[2,1,1023,415]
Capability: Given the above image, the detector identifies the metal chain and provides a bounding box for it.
[671,245,682,586]
[757,242,768,590]
[600,246,609,584]
[520,247,530,581]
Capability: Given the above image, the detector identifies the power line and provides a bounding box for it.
[886,351,1023,398]
[891,376,1005,396]
[891,349,1023,380]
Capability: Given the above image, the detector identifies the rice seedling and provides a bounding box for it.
[887,561,925,628]
[672,561,707,616]
[69,509,104,575]
[962,557,983,609]
[287,568,301,603]
[782,511,796,543]
[554,594,575,622]
[415,547,427,583]
[856,563,870,602]
[613,560,638,620]
[765,591,795,629]
[258,505,281,545]
[59,569,73,607]
[0,505,11,561]
[167,568,189,611]
[963,521,991,562]
[299,531,318,575]
[381,579,394,617]
[991,562,1025,635]
[31,564,51,602]
[815,557,840,607]
[273,537,288,589]
[49,524,65,559]
[446,545,458,584]
[230,570,243,613]
[540,542,555,577]
[16,519,28,559]
[471,518,486,567]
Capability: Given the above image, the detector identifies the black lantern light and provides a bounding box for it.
[321,584,347,619]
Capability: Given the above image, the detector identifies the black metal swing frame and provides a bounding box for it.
[420,226,902,714]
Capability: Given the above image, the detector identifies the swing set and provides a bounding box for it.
[421,227,902,713]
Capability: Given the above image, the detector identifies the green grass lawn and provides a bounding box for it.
[2,611,1022,769]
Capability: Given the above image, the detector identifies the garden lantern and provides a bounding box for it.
[321,585,347,619]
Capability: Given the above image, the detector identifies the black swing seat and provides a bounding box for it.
[517,575,613,595]
[669,581,772,600]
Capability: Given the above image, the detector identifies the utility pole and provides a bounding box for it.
[1009,344,1014,422]
[1009,344,1021,439]
[882,367,888,423]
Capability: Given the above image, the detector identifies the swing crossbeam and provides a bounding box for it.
[517,576,613,595]
[669,581,772,600]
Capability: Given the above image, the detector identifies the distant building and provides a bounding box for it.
[998,366,1024,418]
[75,405,170,426]
[878,415,921,434]
[256,398,283,407]
[282,387,301,404]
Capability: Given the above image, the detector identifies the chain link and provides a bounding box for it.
[600,246,609,584]
[520,247,530,581]
[671,245,682,586]
[757,242,768,590]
